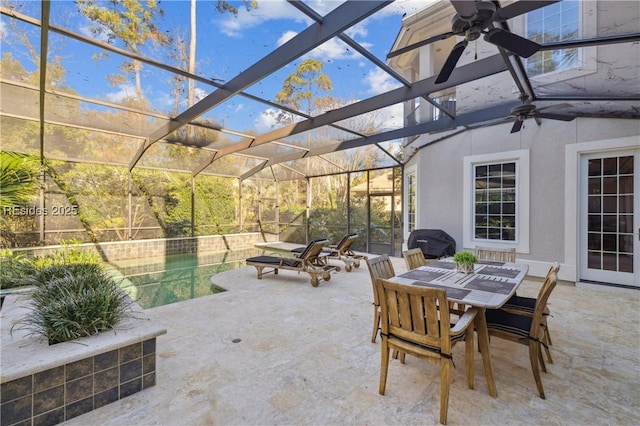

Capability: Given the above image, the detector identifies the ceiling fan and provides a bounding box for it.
[387,1,561,84]
[508,97,575,133]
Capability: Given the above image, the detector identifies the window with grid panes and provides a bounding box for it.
[407,171,416,233]
[526,0,580,76]
[474,162,517,241]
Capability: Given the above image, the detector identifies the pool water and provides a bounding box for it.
[110,248,273,309]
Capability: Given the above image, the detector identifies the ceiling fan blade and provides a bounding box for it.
[450,0,479,20]
[484,28,541,58]
[494,1,561,22]
[535,112,576,122]
[435,40,468,84]
[387,32,454,59]
[535,103,572,112]
[510,119,524,133]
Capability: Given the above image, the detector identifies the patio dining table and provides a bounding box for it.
[389,258,529,398]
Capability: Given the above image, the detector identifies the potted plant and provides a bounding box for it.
[453,251,478,274]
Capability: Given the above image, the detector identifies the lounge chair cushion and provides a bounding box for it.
[246,255,301,268]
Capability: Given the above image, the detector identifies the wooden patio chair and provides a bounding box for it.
[402,247,429,270]
[245,239,340,287]
[485,262,560,399]
[403,247,467,316]
[377,278,478,425]
[474,246,516,263]
[365,255,396,343]
[293,234,368,272]
[501,263,559,363]
[326,233,368,271]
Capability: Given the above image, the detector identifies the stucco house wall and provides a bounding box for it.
[396,1,639,284]
[407,117,639,281]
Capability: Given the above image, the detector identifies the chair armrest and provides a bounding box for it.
[451,307,477,335]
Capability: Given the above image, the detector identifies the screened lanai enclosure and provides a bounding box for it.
[1,0,639,257]
[1,0,407,255]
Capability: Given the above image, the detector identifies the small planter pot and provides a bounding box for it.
[456,262,475,274]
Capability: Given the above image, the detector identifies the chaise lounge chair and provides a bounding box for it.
[246,239,340,287]
[291,234,368,272]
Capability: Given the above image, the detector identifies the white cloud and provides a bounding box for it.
[78,24,111,43]
[105,83,137,103]
[277,30,297,47]
[345,22,368,39]
[194,88,208,103]
[215,0,429,41]
[376,0,439,18]
[364,67,403,95]
[217,0,305,38]
[378,103,405,130]
[253,108,280,132]
[312,38,356,61]
[277,30,357,62]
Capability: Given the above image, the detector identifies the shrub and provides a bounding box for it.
[453,251,478,264]
[9,246,133,344]
[17,268,133,344]
[0,250,35,290]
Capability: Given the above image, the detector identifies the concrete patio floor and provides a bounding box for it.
[65,255,640,425]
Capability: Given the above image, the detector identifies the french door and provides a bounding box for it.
[580,150,639,287]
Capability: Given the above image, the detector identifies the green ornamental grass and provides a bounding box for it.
[9,247,133,344]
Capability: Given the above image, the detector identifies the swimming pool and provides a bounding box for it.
[109,248,274,309]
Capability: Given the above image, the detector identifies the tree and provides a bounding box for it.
[275,59,335,123]
[0,152,39,210]
[185,0,258,107]
[77,0,171,104]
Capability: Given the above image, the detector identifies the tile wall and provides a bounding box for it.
[0,338,157,426]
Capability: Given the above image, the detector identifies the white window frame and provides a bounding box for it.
[405,164,418,239]
[463,150,530,254]
[511,1,597,86]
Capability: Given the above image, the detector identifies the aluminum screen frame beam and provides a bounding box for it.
[193,53,508,177]
[133,0,392,171]
[241,101,522,179]
[289,0,456,121]
[248,54,507,146]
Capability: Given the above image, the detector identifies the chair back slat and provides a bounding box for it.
[530,263,559,337]
[366,255,396,306]
[298,239,328,260]
[474,246,516,263]
[403,247,428,270]
[336,233,357,252]
[380,279,451,351]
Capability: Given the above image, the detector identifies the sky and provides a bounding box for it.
[1,0,438,135]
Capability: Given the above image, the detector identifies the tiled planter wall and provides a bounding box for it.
[1,295,166,426]
[0,339,157,426]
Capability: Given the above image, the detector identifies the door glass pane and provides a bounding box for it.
[586,154,634,275]
[603,158,618,175]
[620,254,634,273]
[588,177,601,194]
[602,252,618,271]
